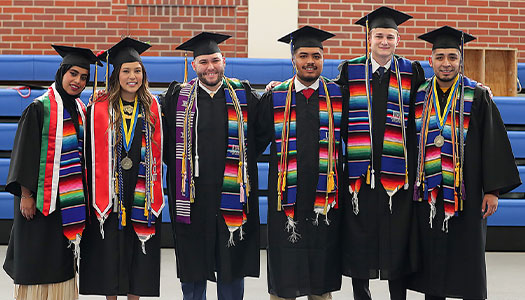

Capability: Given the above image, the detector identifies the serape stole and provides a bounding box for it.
[272,77,342,242]
[91,95,164,252]
[36,83,86,251]
[413,76,475,230]
[346,55,413,213]
[176,77,250,246]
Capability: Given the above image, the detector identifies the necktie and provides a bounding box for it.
[302,88,314,100]
[377,66,386,82]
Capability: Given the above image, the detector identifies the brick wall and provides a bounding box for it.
[0,0,248,58]
[300,0,525,62]
[0,0,523,62]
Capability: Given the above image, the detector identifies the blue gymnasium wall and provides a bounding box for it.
[0,55,524,227]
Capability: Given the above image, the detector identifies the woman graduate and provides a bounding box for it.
[79,37,164,300]
[3,45,99,300]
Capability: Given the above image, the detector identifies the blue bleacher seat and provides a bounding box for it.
[0,192,13,219]
[487,199,525,226]
[259,196,268,224]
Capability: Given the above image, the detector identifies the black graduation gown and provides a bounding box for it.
[161,81,265,284]
[3,98,82,285]
[258,89,343,298]
[336,61,426,280]
[79,104,161,297]
[407,84,521,299]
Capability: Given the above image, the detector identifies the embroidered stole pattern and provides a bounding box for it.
[346,55,413,213]
[272,77,342,242]
[37,84,86,251]
[414,76,475,230]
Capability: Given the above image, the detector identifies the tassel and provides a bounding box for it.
[141,241,146,255]
[190,180,195,203]
[366,166,371,185]
[239,226,245,241]
[183,52,188,84]
[370,169,375,189]
[285,217,300,243]
[389,196,393,213]
[246,179,251,197]
[227,231,235,247]
[237,161,243,184]
[429,201,436,228]
[323,195,329,215]
[327,171,335,193]
[99,218,105,239]
[114,172,119,194]
[144,201,149,217]
[442,215,450,233]
[121,203,126,227]
[404,182,409,190]
[352,192,359,215]
[194,155,199,177]
[93,65,98,102]
[413,185,420,201]
[240,184,245,203]
[277,192,282,212]
[324,215,330,226]
[281,171,287,189]
[313,213,319,226]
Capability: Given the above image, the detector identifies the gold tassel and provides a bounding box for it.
[277,192,282,212]
[184,52,188,84]
[366,166,371,185]
[237,161,243,184]
[281,171,287,189]
[93,65,98,102]
[105,52,109,90]
[144,201,149,217]
[327,171,335,193]
[121,202,126,227]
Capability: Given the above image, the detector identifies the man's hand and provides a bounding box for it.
[265,81,282,92]
[481,193,498,219]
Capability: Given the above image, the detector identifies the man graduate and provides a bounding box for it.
[161,32,266,300]
[259,26,344,300]
[408,26,521,300]
[335,6,426,300]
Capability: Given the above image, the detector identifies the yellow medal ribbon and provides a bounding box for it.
[119,95,138,151]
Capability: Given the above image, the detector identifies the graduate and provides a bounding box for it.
[79,37,164,300]
[3,45,99,300]
[258,26,344,300]
[161,32,265,300]
[408,26,521,300]
[335,6,426,300]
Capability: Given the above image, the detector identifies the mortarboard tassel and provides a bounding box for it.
[184,51,188,84]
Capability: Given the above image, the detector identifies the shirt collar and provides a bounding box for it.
[198,80,222,97]
[294,77,320,93]
[371,56,392,73]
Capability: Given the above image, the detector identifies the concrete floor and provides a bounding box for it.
[0,247,524,300]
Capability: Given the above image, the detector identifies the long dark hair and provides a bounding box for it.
[107,61,157,141]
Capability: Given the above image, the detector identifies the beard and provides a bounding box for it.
[436,69,459,82]
[296,64,320,83]
[197,69,224,87]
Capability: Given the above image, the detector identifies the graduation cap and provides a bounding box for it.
[355,6,412,30]
[418,26,476,50]
[277,25,335,53]
[52,45,101,69]
[97,37,151,67]
[176,32,231,58]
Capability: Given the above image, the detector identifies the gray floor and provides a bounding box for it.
[0,247,524,299]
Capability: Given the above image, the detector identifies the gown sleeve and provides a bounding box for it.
[254,90,275,157]
[475,87,521,194]
[5,101,44,197]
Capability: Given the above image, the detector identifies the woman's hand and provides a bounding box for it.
[20,186,36,220]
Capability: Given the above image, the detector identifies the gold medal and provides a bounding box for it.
[123,105,134,115]
[121,156,133,170]
[434,134,445,148]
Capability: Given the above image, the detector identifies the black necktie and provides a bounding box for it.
[377,66,386,80]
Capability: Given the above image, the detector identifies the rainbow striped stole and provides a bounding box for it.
[91,95,164,252]
[414,76,475,229]
[272,77,342,242]
[221,78,249,246]
[36,84,86,249]
[175,77,250,247]
[346,55,413,213]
